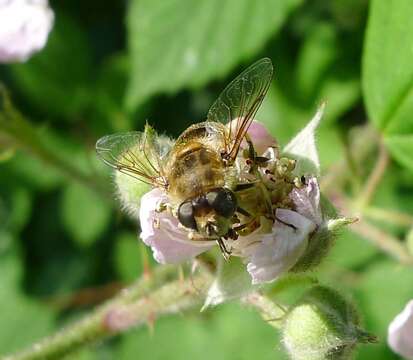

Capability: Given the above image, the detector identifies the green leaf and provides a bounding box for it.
[326,229,378,270]
[126,0,303,110]
[7,188,32,232]
[0,250,55,355]
[295,22,361,123]
[119,303,287,360]
[295,23,337,102]
[94,54,132,132]
[355,260,413,359]
[61,183,111,247]
[10,14,92,119]
[384,135,413,171]
[363,0,413,171]
[114,232,142,282]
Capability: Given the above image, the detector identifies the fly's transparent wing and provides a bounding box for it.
[207,58,273,161]
[96,128,172,188]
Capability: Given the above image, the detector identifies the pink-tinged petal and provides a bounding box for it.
[388,300,413,359]
[0,0,54,63]
[139,188,213,264]
[290,176,322,225]
[227,119,277,155]
[233,209,316,284]
[247,121,278,154]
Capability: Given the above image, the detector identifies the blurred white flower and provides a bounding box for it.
[0,0,54,63]
[388,300,413,359]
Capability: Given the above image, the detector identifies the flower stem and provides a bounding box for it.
[364,206,413,228]
[243,293,287,329]
[4,266,212,360]
[321,125,378,194]
[332,193,413,265]
[351,219,413,265]
[355,139,389,209]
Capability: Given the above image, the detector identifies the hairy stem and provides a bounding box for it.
[321,125,378,194]
[243,293,287,329]
[356,140,389,208]
[364,206,413,228]
[5,266,211,360]
[332,193,413,265]
[351,220,413,265]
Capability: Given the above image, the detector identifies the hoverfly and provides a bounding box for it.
[96,58,280,258]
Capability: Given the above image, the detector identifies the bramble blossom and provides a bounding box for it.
[0,0,54,63]
[139,188,214,264]
[138,106,328,286]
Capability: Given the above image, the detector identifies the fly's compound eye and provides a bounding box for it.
[177,201,197,231]
[206,188,237,218]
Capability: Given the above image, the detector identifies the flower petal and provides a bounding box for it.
[388,300,413,359]
[283,104,325,175]
[234,209,316,284]
[290,176,322,225]
[202,257,254,309]
[139,188,213,264]
[227,119,278,155]
[0,0,54,63]
[246,120,278,155]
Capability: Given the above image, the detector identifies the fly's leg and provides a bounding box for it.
[242,135,274,220]
[155,201,168,213]
[156,201,175,216]
[234,182,257,192]
[274,213,297,231]
[216,238,231,261]
[245,134,256,163]
[244,134,270,170]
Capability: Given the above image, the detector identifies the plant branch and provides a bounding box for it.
[5,266,212,360]
[333,192,413,265]
[351,219,413,265]
[321,125,378,194]
[356,139,389,209]
[364,206,413,228]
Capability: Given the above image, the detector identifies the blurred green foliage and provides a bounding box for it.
[0,0,412,358]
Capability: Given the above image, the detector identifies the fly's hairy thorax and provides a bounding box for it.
[165,122,228,202]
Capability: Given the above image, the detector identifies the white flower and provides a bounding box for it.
[290,177,322,226]
[232,209,315,284]
[388,300,413,359]
[138,116,323,285]
[139,188,213,264]
[0,0,54,63]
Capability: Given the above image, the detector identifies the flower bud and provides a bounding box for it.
[290,193,355,273]
[289,226,334,273]
[282,286,375,360]
[113,124,172,217]
[116,170,151,217]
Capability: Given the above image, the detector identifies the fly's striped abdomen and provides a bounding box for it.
[167,142,225,201]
